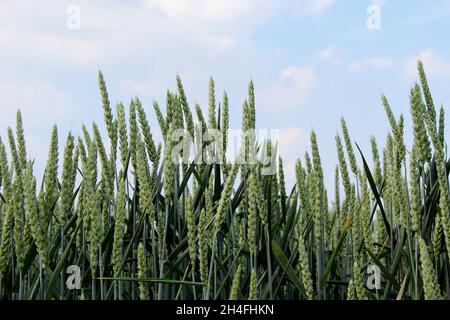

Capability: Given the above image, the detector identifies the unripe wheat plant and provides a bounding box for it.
[0,60,449,300]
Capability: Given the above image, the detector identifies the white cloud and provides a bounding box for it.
[262,66,318,110]
[349,58,394,72]
[300,0,336,15]
[0,27,100,67]
[119,79,167,100]
[200,34,237,52]
[0,80,72,128]
[0,1,128,68]
[404,49,450,79]
[319,45,337,60]
[0,0,337,69]
[279,127,308,156]
[146,0,335,23]
[0,0,333,160]
[145,0,277,24]
[400,2,450,26]
[281,0,337,16]
[25,134,50,169]
[372,0,386,6]
[278,126,309,186]
[0,78,74,180]
[317,44,343,64]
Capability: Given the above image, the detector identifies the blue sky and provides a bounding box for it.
[0,0,449,190]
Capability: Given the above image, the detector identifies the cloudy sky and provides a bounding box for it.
[1,0,450,189]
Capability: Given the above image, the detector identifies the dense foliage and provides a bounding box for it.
[0,61,449,300]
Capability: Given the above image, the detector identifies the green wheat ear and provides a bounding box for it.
[0,196,13,277]
[7,127,20,176]
[353,258,367,300]
[137,242,149,300]
[248,80,256,130]
[153,100,167,139]
[410,83,431,164]
[98,71,117,157]
[208,77,217,130]
[340,117,357,175]
[59,132,76,227]
[129,99,138,171]
[438,106,445,144]
[163,121,176,200]
[298,231,313,299]
[221,91,229,171]
[417,60,436,122]
[409,147,421,233]
[419,238,442,300]
[44,125,59,228]
[86,139,99,277]
[185,192,197,267]
[229,263,242,300]
[247,168,257,256]
[347,279,356,300]
[198,208,209,289]
[214,157,239,233]
[112,174,126,278]
[12,174,25,270]
[0,62,448,301]
[136,138,154,220]
[116,102,128,168]
[248,268,257,300]
[16,110,27,171]
[0,138,11,199]
[136,98,157,163]
[0,138,13,277]
[370,136,382,187]
[24,162,47,268]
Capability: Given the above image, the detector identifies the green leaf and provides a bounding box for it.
[45,212,85,299]
[98,277,205,286]
[355,142,391,236]
[321,217,351,287]
[271,240,307,299]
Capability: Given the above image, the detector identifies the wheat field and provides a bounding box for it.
[0,60,448,300]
